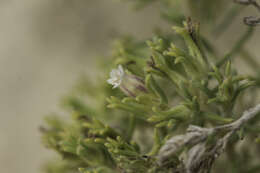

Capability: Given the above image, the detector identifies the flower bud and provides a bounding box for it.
[107,65,148,97]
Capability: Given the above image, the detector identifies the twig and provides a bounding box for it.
[240,48,260,71]
[234,0,260,26]
[213,5,245,37]
[234,0,260,11]
[244,16,260,26]
[216,27,254,67]
[157,104,260,172]
[215,103,260,131]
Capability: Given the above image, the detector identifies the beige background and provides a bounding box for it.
[0,1,259,173]
[0,1,164,173]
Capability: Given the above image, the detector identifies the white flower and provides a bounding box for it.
[107,65,125,89]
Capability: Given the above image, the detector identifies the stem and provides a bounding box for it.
[240,48,260,71]
[215,104,260,131]
[251,0,260,11]
[217,27,254,67]
[157,104,260,166]
[126,114,136,141]
[148,128,162,156]
[213,6,245,37]
[234,0,260,26]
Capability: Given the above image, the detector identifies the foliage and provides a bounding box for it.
[41,1,260,173]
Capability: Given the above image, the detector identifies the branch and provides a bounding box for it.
[211,104,260,135]
[234,0,260,26]
[216,27,254,67]
[244,16,260,26]
[157,104,260,172]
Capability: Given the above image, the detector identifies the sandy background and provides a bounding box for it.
[0,1,259,173]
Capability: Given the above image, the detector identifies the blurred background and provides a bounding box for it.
[0,1,164,173]
[0,0,259,173]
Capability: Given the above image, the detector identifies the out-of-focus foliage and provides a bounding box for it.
[122,0,230,26]
[41,1,260,173]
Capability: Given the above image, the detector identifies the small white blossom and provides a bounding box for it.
[107,65,125,89]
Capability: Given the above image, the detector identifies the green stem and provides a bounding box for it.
[126,114,136,141]
[240,48,260,73]
[148,128,161,156]
[213,6,244,37]
[217,27,255,67]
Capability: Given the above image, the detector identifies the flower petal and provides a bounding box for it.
[118,65,124,74]
[107,78,115,85]
[107,65,125,88]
